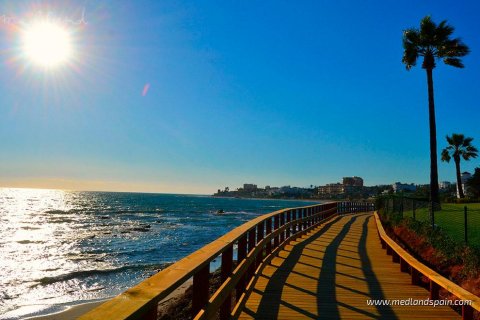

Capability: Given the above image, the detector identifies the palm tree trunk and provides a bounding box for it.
[455,158,464,198]
[426,68,440,205]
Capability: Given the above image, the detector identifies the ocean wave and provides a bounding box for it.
[16,240,45,244]
[45,209,69,214]
[20,226,40,230]
[30,263,169,287]
[48,218,78,224]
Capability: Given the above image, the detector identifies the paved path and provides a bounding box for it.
[239,213,460,319]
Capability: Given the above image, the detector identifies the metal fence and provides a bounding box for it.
[377,195,480,248]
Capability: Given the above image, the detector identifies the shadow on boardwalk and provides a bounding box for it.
[248,213,396,319]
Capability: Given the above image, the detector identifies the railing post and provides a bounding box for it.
[256,221,264,268]
[273,215,280,248]
[429,280,439,300]
[257,221,264,246]
[247,228,256,280]
[236,235,247,299]
[463,305,473,320]
[305,208,312,229]
[266,217,272,255]
[411,267,421,286]
[307,207,311,228]
[413,200,416,220]
[400,195,404,218]
[291,209,296,235]
[280,212,285,243]
[286,210,291,238]
[302,208,307,230]
[220,245,233,320]
[392,251,400,263]
[386,245,392,256]
[192,263,210,317]
[144,306,158,320]
[400,258,408,272]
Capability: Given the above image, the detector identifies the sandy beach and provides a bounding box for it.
[26,279,193,320]
[25,301,105,320]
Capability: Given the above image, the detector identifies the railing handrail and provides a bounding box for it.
[374,212,480,314]
[79,201,373,320]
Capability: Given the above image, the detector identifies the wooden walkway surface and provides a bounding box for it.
[239,213,460,319]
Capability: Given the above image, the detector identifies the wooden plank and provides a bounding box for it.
[374,212,480,311]
[239,213,462,320]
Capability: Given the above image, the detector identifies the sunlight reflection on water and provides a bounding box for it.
[0,188,317,319]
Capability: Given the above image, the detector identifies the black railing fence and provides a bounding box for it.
[377,195,480,248]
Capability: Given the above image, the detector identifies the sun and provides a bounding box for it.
[21,20,73,68]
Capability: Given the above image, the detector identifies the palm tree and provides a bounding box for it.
[441,134,478,198]
[402,16,469,204]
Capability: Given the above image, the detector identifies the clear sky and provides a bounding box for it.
[0,0,479,194]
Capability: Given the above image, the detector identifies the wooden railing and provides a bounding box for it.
[79,201,374,320]
[374,212,480,320]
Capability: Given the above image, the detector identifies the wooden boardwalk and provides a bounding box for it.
[239,213,460,319]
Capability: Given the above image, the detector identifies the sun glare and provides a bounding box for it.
[21,20,73,68]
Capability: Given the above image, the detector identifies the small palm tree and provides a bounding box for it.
[441,134,478,198]
[402,16,469,204]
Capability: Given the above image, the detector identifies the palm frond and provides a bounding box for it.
[463,151,478,160]
[451,133,465,146]
[402,29,420,69]
[438,39,470,57]
[403,28,421,45]
[441,149,451,162]
[434,20,454,44]
[444,58,464,68]
[419,16,436,45]
[466,145,479,154]
[446,134,454,145]
[463,137,474,146]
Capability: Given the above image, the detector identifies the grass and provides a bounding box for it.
[399,202,480,248]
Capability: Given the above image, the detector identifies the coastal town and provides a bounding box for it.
[213,174,472,200]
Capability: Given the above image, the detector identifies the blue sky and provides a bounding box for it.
[0,0,479,194]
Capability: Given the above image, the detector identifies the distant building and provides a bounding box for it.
[266,187,280,196]
[318,183,344,196]
[439,181,452,190]
[392,182,416,193]
[243,184,258,192]
[458,172,472,198]
[343,176,364,187]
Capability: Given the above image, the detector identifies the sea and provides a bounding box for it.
[0,188,318,319]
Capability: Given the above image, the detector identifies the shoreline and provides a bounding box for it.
[25,300,107,320]
[25,278,194,320]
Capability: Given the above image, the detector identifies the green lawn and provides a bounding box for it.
[401,203,480,248]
